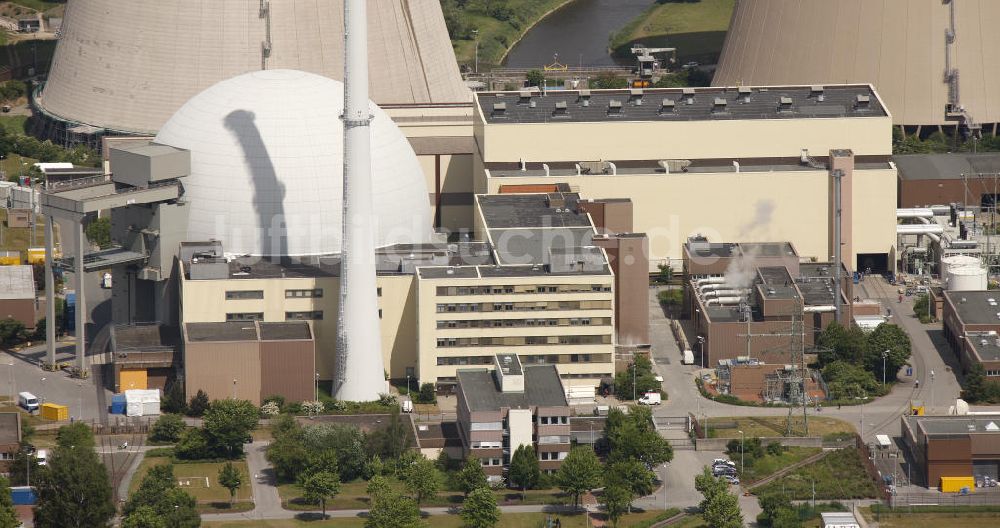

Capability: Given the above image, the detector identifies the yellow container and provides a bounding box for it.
[119,368,148,390]
[26,248,45,265]
[940,476,975,493]
[0,251,20,265]
[39,403,69,421]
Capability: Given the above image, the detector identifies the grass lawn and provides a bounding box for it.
[865,512,1000,528]
[754,448,876,500]
[8,1,62,13]
[129,458,254,505]
[610,0,735,63]
[450,0,571,67]
[0,208,47,251]
[0,114,29,135]
[279,477,569,510]
[203,510,671,528]
[740,446,821,484]
[703,416,854,439]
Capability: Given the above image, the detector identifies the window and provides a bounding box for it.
[540,451,568,461]
[986,369,1000,377]
[285,289,322,298]
[538,435,570,445]
[286,311,323,320]
[471,422,502,431]
[226,312,263,322]
[481,458,502,467]
[226,290,263,300]
[377,287,382,297]
[378,309,383,319]
[471,441,502,449]
[539,416,568,425]
[0,452,12,460]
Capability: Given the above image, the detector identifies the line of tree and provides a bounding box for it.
[816,321,912,400]
[174,398,259,461]
[614,355,662,401]
[122,464,200,528]
[694,467,743,528]
[32,423,115,528]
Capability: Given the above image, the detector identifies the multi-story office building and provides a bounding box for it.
[456,354,571,480]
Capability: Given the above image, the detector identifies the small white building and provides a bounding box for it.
[821,512,861,528]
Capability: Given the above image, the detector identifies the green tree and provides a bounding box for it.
[600,481,634,528]
[416,382,437,404]
[555,446,602,507]
[203,398,259,458]
[150,414,186,443]
[0,319,26,346]
[455,456,488,497]
[508,444,540,495]
[175,428,214,460]
[187,390,210,417]
[590,72,629,89]
[33,444,115,528]
[401,455,441,505]
[461,486,501,528]
[368,407,411,460]
[605,406,673,468]
[123,464,199,527]
[757,493,801,528]
[703,489,743,528]
[162,383,188,415]
[85,217,112,249]
[122,505,167,528]
[301,470,340,518]
[366,482,422,528]
[822,361,878,400]
[962,363,1000,403]
[864,324,912,382]
[55,422,95,450]
[613,356,661,401]
[217,462,243,505]
[525,69,545,88]
[366,474,391,498]
[913,294,931,322]
[607,459,655,498]
[816,321,867,366]
[694,467,727,511]
[0,476,18,528]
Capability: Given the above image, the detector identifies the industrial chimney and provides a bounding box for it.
[334,0,387,401]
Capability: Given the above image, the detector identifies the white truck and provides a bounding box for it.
[682,349,694,365]
[18,392,39,413]
[638,392,662,405]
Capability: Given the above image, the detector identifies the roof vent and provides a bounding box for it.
[659,98,675,115]
[738,86,752,95]
[629,88,643,105]
[855,94,871,109]
[682,87,696,96]
[810,85,824,95]
[713,97,728,112]
[553,100,568,117]
[577,89,591,102]
[778,96,794,111]
[518,90,533,104]
[608,100,623,116]
[492,102,506,117]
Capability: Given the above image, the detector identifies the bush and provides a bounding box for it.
[175,428,214,460]
[187,390,210,417]
[149,414,185,443]
[415,383,437,404]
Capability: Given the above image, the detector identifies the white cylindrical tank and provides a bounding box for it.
[948,266,988,291]
[941,255,980,283]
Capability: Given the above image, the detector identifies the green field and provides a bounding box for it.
[204,510,671,528]
[279,477,569,510]
[866,512,1000,528]
[0,208,46,252]
[8,1,64,14]
[703,416,855,439]
[740,446,822,484]
[448,0,571,68]
[754,448,876,500]
[129,458,254,506]
[610,0,735,64]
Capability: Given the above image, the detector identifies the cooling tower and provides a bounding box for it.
[37,0,469,135]
[714,0,1000,130]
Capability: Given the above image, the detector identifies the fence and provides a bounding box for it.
[856,433,889,502]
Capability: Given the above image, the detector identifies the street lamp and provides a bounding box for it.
[232,378,237,399]
[632,361,637,401]
[472,29,479,74]
[881,349,889,386]
[314,372,320,401]
[738,430,745,476]
[856,395,869,440]
[697,335,705,369]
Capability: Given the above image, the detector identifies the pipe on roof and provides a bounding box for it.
[897,224,944,235]
[696,277,726,286]
[897,208,935,219]
[803,305,836,313]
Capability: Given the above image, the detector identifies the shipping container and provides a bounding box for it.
[26,247,45,264]
[40,403,68,421]
[940,476,975,493]
[0,250,20,265]
[10,486,36,505]
[110,394,126,415]
[65,291,75,332]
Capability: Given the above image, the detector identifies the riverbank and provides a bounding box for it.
[449,0,574,69]
[609,0,735,65]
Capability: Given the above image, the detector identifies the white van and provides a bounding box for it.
[18,392,39,412]
[638,392,662,405]
[682,349,695,365]
[400,399,413,413]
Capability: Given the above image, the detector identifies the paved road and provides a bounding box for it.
[1,346,111,421]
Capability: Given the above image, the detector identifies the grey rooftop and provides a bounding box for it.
[458,365,568,412]
[908,415,1000,435]
[477,85,886,124]
[0,265,34,300]
[894,153,1000,181]
[944,290,1000,326]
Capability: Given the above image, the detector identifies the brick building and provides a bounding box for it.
[902,415,1000,486]
[942,290,1000,379]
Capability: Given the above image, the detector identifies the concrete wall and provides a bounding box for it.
[260,338,316,403]
[183,339,262,404]
[592,234,650,346]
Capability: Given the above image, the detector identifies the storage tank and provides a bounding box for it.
[948,266,988,291]
[941,255,980,284]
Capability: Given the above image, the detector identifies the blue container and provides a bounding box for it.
[65,292,76,332]
[110,394,126,415]
[10,486,36,506]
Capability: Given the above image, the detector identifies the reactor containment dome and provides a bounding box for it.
[38,0,469,135]
[713,0,1000,130]
[154,69,433,258]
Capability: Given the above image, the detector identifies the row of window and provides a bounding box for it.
[538,435,570,445]
[480,458,503,467]
[986,370,1000,377]
[226,310,384,322]
[225,288,379,300]
[436,317,610,329]
[436,354,611,366]
[539,451,568,461]
[436,284,611,296]
[538,416,568,425]
[436,300,611,313]
[436,335,611,348]
[471,441,503,449]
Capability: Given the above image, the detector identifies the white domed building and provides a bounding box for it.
[155,69,433,257]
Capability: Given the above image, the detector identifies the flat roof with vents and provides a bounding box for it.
[477,85,886,124]
[944,290,1000,326]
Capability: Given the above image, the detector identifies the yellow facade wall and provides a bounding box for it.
[179,272,418,380]
[119,368,148,390]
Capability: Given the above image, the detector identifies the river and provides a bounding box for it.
[503,0,655,68]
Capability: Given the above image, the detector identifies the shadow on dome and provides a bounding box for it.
[224,109,288,261]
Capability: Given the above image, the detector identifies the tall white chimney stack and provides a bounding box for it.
[334,0,387,401]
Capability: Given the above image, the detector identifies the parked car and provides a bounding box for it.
[721,474,740,485]
[637,392,662,405]
[712,458,735,468]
